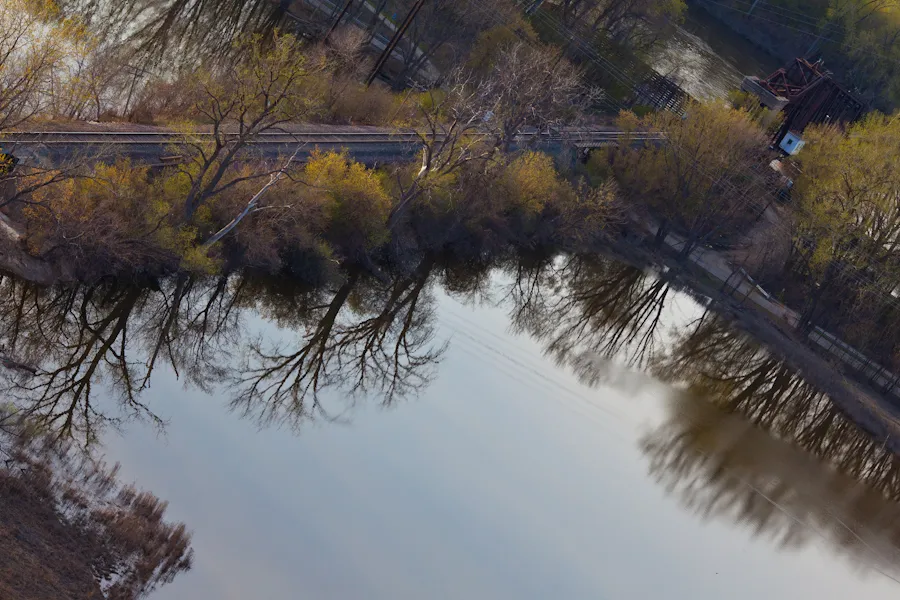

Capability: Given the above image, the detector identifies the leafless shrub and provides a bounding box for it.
[0,409,193,599]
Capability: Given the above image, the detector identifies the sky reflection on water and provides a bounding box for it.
[74,262,900,600]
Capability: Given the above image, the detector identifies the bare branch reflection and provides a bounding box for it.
[57,0,289,66]
[493,252,900,573]
[230,257,446,430]
[506,255,674,383]
[652,313,900,498]
[0,263,446,441]
[642,393,900,576]
[0,278,157,444]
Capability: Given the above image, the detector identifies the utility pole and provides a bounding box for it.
[325,0,355,42]
[366,0,427,86]
[123,64,153,117]
[746,0,762,15]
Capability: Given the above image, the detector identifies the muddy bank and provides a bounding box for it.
[0,410,193,599]
[0,473,105,599]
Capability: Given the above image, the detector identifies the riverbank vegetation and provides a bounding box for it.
[612,101,770,254]
[0,408,193,599]
[1,0,896,386]
[13,142,618,280]
[3,0,900,419]
[608,101,900,391]
[0,6,618,283]
[611,104,900,394]
[763,115,900,371]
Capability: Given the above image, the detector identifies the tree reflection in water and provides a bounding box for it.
[645,314,900,576]
[57,0,290,66]
[506,254,675,383]
[231,256,445,429]
[2,252,900,576]
[652,313,900,499]
[0,255,445,441]
[499,254,900,575]
[642,393,900,577]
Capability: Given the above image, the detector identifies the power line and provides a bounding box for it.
[726,0,834,30]
[366,0,428,86]
[697,0,900,68]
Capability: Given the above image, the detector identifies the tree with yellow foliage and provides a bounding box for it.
[22,160,189,275]
[614,101,767,257]
[500,150,619,245]
[794,115,900,279]
[172,31,317,223]
[304,150,391,260]
[197,150,391,266]
[789,114,900,329]
[501,151,569,216]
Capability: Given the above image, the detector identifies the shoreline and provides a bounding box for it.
[650,247,900,457]
[593,234,900,460]
[4,222,899,460]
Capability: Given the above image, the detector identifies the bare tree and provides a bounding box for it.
[0,1,68,130]
[0,274,240,444]
[0,282,156,445]
[173,32,315,223]
[388,70,498,228]
[651,312,900,499]
[475,42,591,152]
[201,145,304,248]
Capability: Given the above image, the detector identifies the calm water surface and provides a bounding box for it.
[650,6,782,99]
[2,254,900,599]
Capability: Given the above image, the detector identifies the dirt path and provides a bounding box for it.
[620,222,900,455]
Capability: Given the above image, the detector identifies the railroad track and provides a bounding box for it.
[0,129,665,146]
[0,129,664,169]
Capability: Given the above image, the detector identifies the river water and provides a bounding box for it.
[1,254,900,598]
[649,6,783,100]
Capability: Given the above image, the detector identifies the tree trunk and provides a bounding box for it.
[654,219,669,247]
[677,237,695,262]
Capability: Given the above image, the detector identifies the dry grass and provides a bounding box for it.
[0,411,193,599]
[0,474,104,599]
